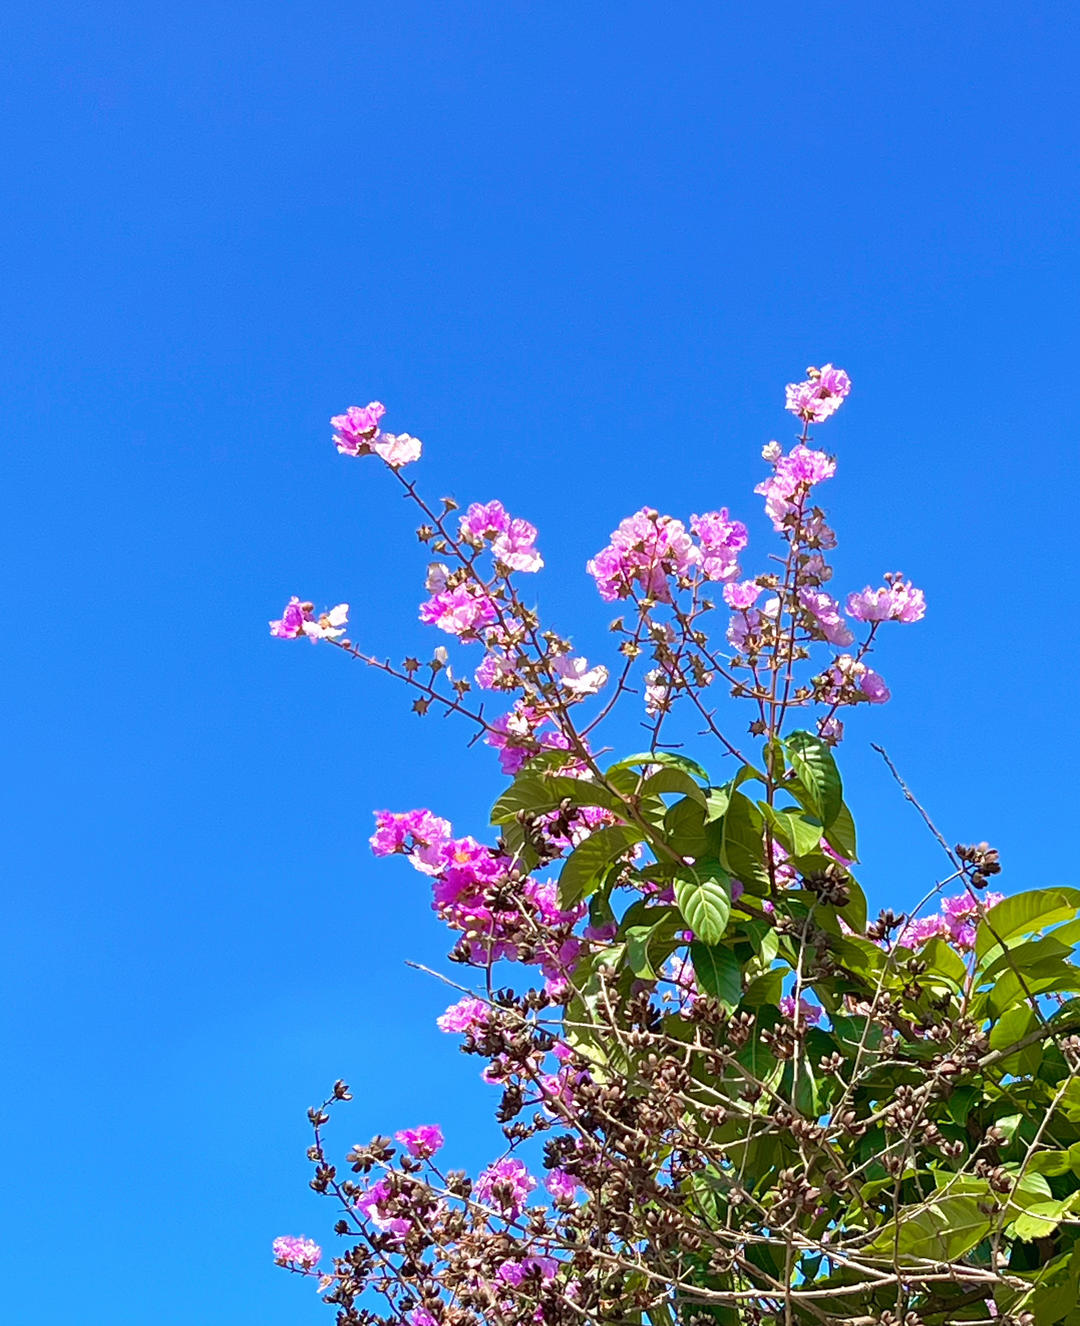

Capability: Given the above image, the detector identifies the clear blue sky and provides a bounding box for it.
[3,3,1078,1321]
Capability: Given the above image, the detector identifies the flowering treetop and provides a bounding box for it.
[269,367,1080,1326]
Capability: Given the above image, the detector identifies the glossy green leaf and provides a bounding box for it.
[784,730,843,827]
[720,792,769,893]
[675,865,732,944]
[557,825,642,906]
[975,888,1080,961]
[690,941,742,1007]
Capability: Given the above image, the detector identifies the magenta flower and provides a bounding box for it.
[436,995,490,1035]
[474,1157,537,1218]
[460,501,543,572]
[779,995,823,1026]
[799,588,855,647]
[784,365,851,423]
[545,1168,581,1203]
[723,580,762,610]
[847,577,926,624]
[859,668,891,704]
[587,508,698,602]
[331,402,387,456]
[370,809,453,873]
[272,1235,322,1267]
[269,597,348,642]
[755,444,836,531]
[419,584,498,636]
[497,1256,558,1287]
[690,508,749,582]
[395,1124,445,1159]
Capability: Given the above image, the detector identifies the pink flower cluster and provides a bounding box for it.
[820,654,891,706]
[755,444,837,532]
[395,1124,444,1159]
[545,1168,580,1203]
[269,597,349,642]
[332,402,422,468]
[784,364,851,424]
[847,576,927,624]
[436,995,490,1035]
[460,500,543,573]
[272,1235,322,1267]
[419,583,498,637]
[485,702,571,775]
[899,891,1005,951]
[370,808,586,976]
[779,995,823,1026]
[587,507,747,603]
[357,1179,412,1238]
[474,1157,537,1218]
[799,588,854,647]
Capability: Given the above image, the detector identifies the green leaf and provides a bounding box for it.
[664,796,710,858]
[691,942,742,1007]
[759,803,824,859]
[638,766,707,806]
[1012,1197,1078,1242]
[975,888,1080,961]
[624,912,684,980]
[824,799,858,862]
[862,1195,992,1262]
[720,792,770,893]
[674,865,732,944]
[606,750,711,783]
[490,774,625,824]
[557,825,642,906]
[784,730,843,827]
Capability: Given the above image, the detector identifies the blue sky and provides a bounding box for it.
[3,2,1079,1321]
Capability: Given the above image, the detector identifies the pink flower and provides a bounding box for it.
[723,580,762,610]
[370,809,453,873]
[460,502,543,572]
[409,1311,440,1326]
[799,589,854,647]
[690,509,749,582]
[485,702,570,775]
[784,365,851,423]
[587,508,698,602]
[755,444,836,531]
[552,655,608,697]
[474,1158,537,1218]
[437,995,490,1035]
[273,1235,322,1267]
[419,584,498,636]
[779,995,823,1026]
[332,402,387,456]
[269,597,348,642]
[847,577,926,624]
[460,500,511,540]
[859,668,891,704]
[373,432,422,467]
[395,1124,445,1159]
[357,1179,412,1238]
[545,1169,581,1203]
[497,1257,558,1287]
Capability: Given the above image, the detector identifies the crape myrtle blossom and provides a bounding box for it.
[723,579,762,611]
[798,588,855,647]
[779,995,824,1026]
[436,995,489,1036]
[815,654,892,708]
[898,891,1005,951]
[551,655,608,697]
[269,597,349,642]
[587,507,747,602]
[784,364,852,424]
[459,500,543,573]
[485,702,570,776]
[755,444,836,532]
[272,1235,322,1268]
[395,1124,444,1159]
[332,402,423,468]
[847,574,927,624]
[473,1157,537,1218]
[419,583,498,637]
[545,1169,581,1203]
